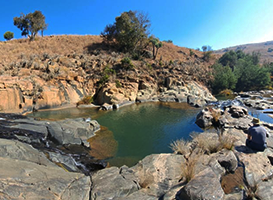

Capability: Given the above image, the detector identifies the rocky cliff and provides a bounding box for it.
[0,35,216,113]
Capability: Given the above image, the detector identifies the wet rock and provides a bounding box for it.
[99,103,113,110]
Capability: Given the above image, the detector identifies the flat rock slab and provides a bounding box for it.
[0,157,91,200]
[0,138,54,167]
[0,139,91,200]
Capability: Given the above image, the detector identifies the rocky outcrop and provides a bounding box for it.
[0,48,217,113]
[0,113,106,175]
[0,138,91,200]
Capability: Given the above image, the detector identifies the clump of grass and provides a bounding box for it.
[219,134,237,150]
[76,96,93,106]
[170,139,190,155]
[181,151,202,183]
[190,132,237,154]
[190,132,221,154]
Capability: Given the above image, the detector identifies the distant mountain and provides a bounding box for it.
[215,40,273,63]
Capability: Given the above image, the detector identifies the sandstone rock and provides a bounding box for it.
[216,149,238,173]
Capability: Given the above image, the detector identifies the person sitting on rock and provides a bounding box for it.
[246,118,269,151]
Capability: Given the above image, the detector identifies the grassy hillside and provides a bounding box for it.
[215,40,273,63]
[0,35,216,69]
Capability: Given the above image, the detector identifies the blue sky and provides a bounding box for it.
[1,0,273,50]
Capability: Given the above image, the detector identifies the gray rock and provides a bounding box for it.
[91,166,139,199]
[217,150,238,173]
[47,151,80,172]
[0,157,91,200]
[179,167,225,200]
[256,178,273,200]
[195,108,213,128]
[131,153,185,198]
[0,138,54,167]
[47,118,98,147]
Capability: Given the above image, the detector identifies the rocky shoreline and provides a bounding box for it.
[0,96,273,199]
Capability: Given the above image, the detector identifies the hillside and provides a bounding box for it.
[0,35,217,113]
[215,40,273,63]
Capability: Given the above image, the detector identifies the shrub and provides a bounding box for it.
[121,57,134,70]
[115,80,122,88]
[4,31,14,41]
[163,40,173,43]
[203,51,213,62]
[190,49,194,57]
[76,96,93,106]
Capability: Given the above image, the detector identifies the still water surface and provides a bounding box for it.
[28,102,203,167]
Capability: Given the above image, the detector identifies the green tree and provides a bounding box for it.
[3,31,14,40]
[101,10,150,54]
[211,63,237,94]
[218,50,238,69]
[14,10,47,41]
[149,36,163,60]
[234,59,270,91]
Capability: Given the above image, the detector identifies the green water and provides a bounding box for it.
[27,102,202,167]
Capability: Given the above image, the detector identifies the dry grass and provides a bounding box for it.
[190,132,236,154]
[170,139,190,155]
[181,150,202,183]
[0,35,217,73]
[0,35,103,67]
[219,134,237,150]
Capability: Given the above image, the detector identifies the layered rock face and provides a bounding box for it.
[0,51,215,113]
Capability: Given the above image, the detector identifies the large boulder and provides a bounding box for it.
[179,167,225,200]
[47,118,99,147]
[131,153,185,198]
[91,166,140,199]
